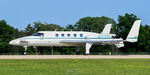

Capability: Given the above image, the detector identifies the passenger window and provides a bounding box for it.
[80,34,83,37]
[67,34,70,37]
[56,34,59,37]
[62,34,64,37]
[73,34,77,37]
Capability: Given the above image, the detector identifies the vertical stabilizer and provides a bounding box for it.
[101,24,112,34]
[126,20,141,42]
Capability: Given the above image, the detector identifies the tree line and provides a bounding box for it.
[0,13,150,55]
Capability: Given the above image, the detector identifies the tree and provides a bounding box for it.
[25,24,35,36]
[117,13,140,39]
[137,25,150,53]
[74,16,117,33]
[66,24,75,30]
[117,13,150,54]
[0,20,14,54]
[33,21,64,31]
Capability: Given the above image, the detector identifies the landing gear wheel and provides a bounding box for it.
[24,46,27,55]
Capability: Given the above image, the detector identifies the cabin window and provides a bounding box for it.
[32,33,44,36]
[80,34,83,37]
[56,34,59,37]
[61,34,65,37]
[67,34,70,37]
[73,34,77,37]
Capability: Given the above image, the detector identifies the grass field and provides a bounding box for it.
[0,59,150,75]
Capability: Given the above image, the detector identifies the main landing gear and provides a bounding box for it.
[85,42,93,55]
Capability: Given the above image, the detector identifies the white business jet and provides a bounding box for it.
[9,20,141,55]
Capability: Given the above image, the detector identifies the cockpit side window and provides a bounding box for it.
[32,33,44,36]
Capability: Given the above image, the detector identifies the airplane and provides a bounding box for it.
[9,20,141,55]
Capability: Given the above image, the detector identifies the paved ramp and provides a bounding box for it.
[0,55,150,59]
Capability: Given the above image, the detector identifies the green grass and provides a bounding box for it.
[0,59,150,75]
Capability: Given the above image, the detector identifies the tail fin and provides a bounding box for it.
[126,20,141,42]
[101,24,112,34]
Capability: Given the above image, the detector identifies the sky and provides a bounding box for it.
[0,0,150,30]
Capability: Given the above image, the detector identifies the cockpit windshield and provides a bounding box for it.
[32,33,44,36]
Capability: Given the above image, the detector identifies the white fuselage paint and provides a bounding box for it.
[9,31,123,47]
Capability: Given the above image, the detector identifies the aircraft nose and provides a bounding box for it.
[9,40,20,45]
[9,40,15,45]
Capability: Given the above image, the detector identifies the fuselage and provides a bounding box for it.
[9,31,123,47]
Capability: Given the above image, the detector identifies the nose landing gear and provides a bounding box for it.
[23,46,27,55]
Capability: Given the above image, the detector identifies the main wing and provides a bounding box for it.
[60,39,123,45]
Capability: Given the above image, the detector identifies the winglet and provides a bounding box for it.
[101,24,112,34]
[126,20,141,42]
